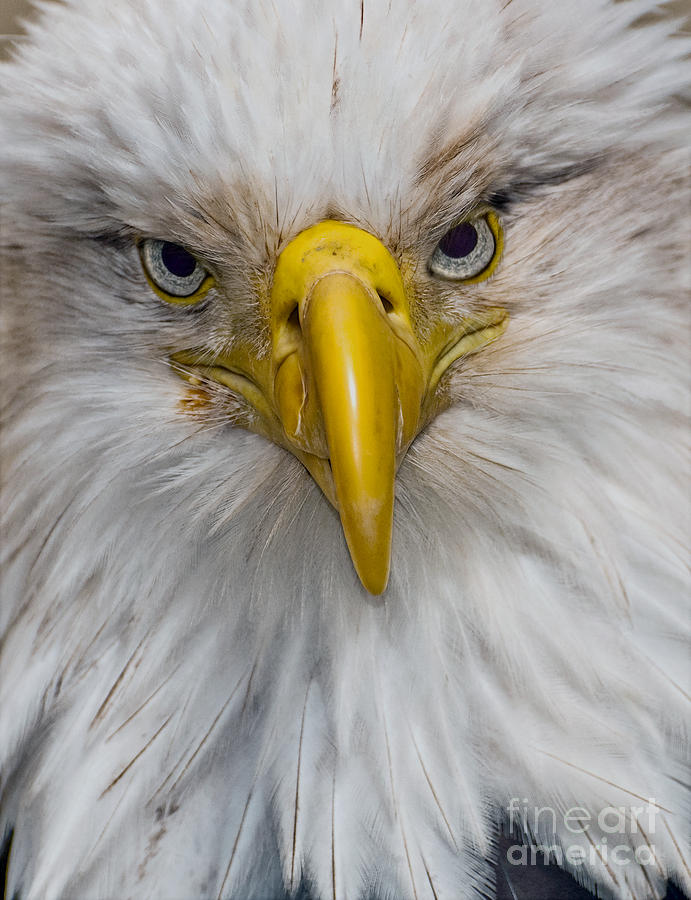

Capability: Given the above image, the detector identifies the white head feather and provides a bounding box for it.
[1,1,689,898]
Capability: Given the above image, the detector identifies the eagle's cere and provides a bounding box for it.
[0,0,689,898]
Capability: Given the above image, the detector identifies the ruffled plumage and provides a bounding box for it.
[1,1,689,897]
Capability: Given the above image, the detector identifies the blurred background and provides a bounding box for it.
[1,0,29,58]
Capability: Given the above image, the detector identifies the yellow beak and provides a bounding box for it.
[173,221,508,594]
[289,273,402,593]
[271,222,426,594]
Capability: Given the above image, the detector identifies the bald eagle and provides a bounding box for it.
[1,1,689,898]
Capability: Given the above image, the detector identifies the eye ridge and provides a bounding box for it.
[140,238,211,302]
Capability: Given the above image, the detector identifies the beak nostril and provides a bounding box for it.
[378,292,394,314]
[287,304,301,332]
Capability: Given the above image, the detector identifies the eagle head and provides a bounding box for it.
[0,1,689,898]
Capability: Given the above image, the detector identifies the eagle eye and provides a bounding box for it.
[140,238,211,301]
[429,211,503,282]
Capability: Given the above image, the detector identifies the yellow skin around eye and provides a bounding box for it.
[467,210,503,283]
[137,241,215,306]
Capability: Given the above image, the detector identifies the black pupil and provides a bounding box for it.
[161,242,197,278]
[438,223,478,259]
